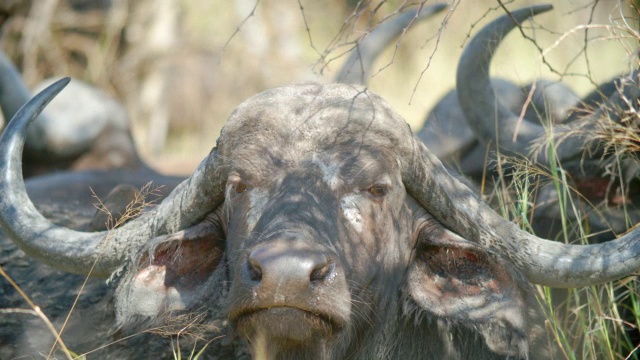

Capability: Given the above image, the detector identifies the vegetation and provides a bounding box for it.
[0,0,639,358]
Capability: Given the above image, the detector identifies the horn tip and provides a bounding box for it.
[530,4,553,15]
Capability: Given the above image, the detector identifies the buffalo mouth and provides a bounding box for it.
[232,306,344,343]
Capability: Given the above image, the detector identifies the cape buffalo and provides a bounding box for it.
[417,4,640,242]
[0,6,453,358]
[1,73,640,359]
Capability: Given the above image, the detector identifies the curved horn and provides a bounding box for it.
[0,79,227,276]
[456,5,599,163]
[404,135,640,287]
[336,3,447,84]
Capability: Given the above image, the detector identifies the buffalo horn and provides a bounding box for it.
[456,4,612,163]
[404,135,640,287]
[0,79,227,276]
[336,3,447,84]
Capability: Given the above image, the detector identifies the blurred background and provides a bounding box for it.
[0,0,637,175]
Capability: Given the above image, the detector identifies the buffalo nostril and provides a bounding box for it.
[310,261,334,282]
[247,257,263,281]
[247,244,334,287]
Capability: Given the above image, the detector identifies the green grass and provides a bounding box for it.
[494,148,640,359]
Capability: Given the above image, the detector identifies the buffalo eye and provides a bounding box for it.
[227,175,249,196]
[366,184,388,198]
[235,182,248,194]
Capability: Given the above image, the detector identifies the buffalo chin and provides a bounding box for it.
[236,307,338,357]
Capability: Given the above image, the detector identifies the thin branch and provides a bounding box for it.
[219,0,261,64]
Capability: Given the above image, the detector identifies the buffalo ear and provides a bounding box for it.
[406,225,542,357]
[113,211,226,331]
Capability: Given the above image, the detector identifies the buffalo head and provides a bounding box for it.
[2,78,640,359]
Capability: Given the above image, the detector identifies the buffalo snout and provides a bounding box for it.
[229,239,350,348]
[246,241,335,287]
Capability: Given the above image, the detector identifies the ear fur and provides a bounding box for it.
[113,211,226,332]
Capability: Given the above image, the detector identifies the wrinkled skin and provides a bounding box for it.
[2,8,483,357]
[112,83,552,359]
